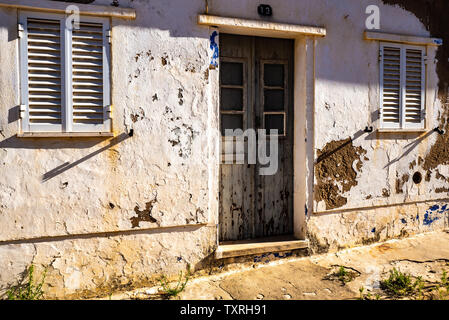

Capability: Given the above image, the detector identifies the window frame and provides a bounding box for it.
[18,10,111,134]
[260,59,288,137]
[219,56,248,136]
[379,42,426,130]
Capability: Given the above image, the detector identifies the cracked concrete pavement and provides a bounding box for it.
[109,230,449,300]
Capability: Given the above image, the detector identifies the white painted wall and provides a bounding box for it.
[0,0,447,297]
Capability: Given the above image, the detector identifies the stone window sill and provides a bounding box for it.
[17,132,114,138]
[376,128,428,133]
[364,31,442,46]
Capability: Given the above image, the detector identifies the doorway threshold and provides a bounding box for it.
[215,235,309,259]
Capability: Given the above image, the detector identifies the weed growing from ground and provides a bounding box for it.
[158,264,191,299]
[5,264,47,300]
[380,268,423,298]
[358,286,380,300]
[325,265,358,285]
[435,270,449,300]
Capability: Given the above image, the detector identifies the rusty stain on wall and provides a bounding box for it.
[314,138,367,210]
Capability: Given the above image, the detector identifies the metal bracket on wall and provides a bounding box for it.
[19,105,26,119]
[17,23,24,38]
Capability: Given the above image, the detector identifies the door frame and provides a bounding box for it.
[213,30,315,243]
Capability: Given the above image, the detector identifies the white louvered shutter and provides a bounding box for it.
[380,45,401,128]
[19,12,111,133]
[22,17,63,132]
[71,21,110,132]
[404,48,425,128]
[380,43,425,129]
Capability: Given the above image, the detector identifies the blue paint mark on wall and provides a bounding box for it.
[305,205,308,217]
[371,227,376,233]
[401,218,407,224]
[209,31,219,69]
[254,253,269,263]
[422,204,449,226]
[423,212,439,226]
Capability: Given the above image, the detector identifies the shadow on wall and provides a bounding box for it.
[1,0,213,188]
[383,130,435,169]
[41,132,132,182]
[0,132,132,182]
[317,127,438,165]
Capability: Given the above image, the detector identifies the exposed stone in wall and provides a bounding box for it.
[436,187,449,194]
[395,173,409,194]
[314,138,367,210]
[131,198,158,228]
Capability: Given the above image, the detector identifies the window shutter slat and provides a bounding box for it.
[26,18,63,131]
[404,48,425,126]
[20,13,111,134]
[381,46,401,127]
[380,44,425,130]
[71,21,105,130]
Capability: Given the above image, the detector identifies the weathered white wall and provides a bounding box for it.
[0,0,448,298]
[208,0,448,249]
[0,0,220,298]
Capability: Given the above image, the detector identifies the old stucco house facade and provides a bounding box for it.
[0,0,448,298]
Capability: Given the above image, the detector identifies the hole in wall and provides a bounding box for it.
[413,172,423,184]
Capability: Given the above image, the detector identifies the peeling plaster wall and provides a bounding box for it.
[0,226,216,299]
[0,0,449,298]
[301,0,449,252]
[208,0,449,250]
[307,202,449,253]
[0,0,220,298]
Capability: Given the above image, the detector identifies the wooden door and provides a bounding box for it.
[219,34,294,241]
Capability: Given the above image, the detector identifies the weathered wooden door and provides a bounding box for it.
[219,34,294,241]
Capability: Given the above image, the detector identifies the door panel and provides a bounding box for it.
[219,34,255,241]
[219,34,294,241]
[254,37,294,238]
[219,163,255,240]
